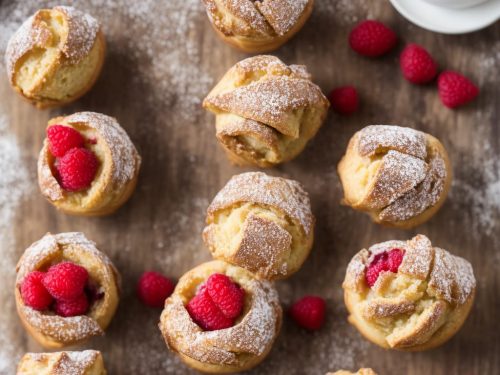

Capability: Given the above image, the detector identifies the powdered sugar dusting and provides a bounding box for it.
[0,113,31,373]
[346,235,476,306]
[352,125,449,222]
[160,274,281,366]
[4,6,99,81]
[450,141,500,238]
[22,306,103,342]
[15,232,120,345]
[206,75,328,138]
[21,350,101,375]
[358,125,427,159]
[66,112,140,184]
[208,172,314,235]
[55,6,99,63]
[255,0,310,36]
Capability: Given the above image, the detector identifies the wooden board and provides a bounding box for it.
[0,1,499,374]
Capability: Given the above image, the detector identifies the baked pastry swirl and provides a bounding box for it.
[159,260,282,373]
[203,55,329,167]
[203,172,314,280]
[38,112,141,216]
[337,125,451,228]
[202,0,314,53]
[327,369,378,375]
[17,350,106,375]
[343,234,475,351]
[15,232,120,349]
[5,6,105,109]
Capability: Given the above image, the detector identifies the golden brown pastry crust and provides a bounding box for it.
[203,172,314,280]
[337,125,452,229]
[17,350,107,375]
[5,6,105,109]
[343,235,476,351]
[38,112,141,216]
[202,0,314,53]
[159,260,282,373]
[15,232,120,349]
[203,55,329,167]
[327,369,378,375]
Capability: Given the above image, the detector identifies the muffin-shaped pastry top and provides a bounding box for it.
[38,112,141,216]
[15,232,120,349]
[203,172,314,280]
[5,6,105,108]
[202,0,314,53]
[343,234,475,351]
[203,55,329,167]
[17,350,106,375]
[159,260,282,373]
[337,125,451,228]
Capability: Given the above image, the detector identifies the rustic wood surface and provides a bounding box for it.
[0,1,499,374]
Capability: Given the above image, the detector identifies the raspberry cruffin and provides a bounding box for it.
[343,234,476,351]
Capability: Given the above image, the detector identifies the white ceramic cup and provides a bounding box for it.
[420,0,489,8]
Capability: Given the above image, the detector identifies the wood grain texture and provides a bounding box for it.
[0,1,499,374]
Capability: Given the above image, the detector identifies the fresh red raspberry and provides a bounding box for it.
[43,262,89,301]
[365,248,405,287]
[349,20,397,57]
[20,271,53,311]
[54,293,89,317]
[438,71,479,108]
[56,148,99,191]
[205,273,245,319]
[137,271,175,308]
[289,296,326,330]
[186,286,234,331]
[47,125,85,158]
[400,44,438,84]
[186,274,245,331]
[329,86,359,115]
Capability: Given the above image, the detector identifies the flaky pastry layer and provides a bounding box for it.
[15,232,120,349]
[159,260,282,373]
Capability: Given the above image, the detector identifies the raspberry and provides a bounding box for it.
[349,20,397,57]
[400,44,438,84]
[438,71,479,108]
[329,86,359,115]
[54,293,89,317]
[47,125,85,158]
[137,271,175,308]
[206,273,245,319]
[365,248,405,287]
[20,271,53,311]
[186,274,245,331]
[56,148,99,191]
[43,262,89,301]
[289,296,326,330]
[186,286,233,331]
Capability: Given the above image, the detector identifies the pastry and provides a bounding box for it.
[202,0,314,53]
[15,232,120,349]
[5,6,105,109]
[343,234,475,351]
[327,369,378,375]
[159,260,282,373]
[337,125,451,228]
[38,111,141,216]
[203,55,329,167]
[203,172,314,280]
[17,350,106,375]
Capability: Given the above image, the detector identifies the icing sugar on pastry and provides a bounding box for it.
[343,234,476,351]
[337,125,451,228]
